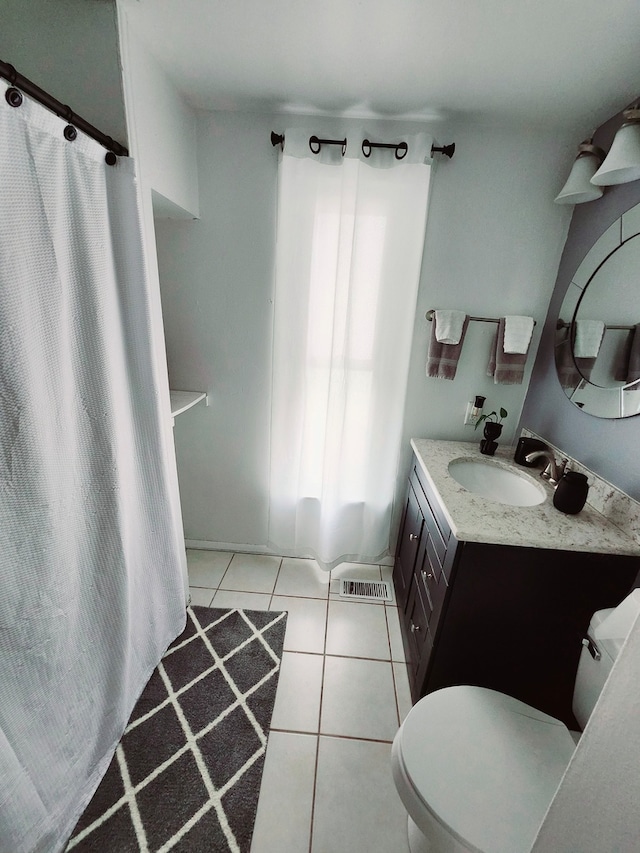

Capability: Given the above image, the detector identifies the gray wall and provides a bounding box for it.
[521,109,640,500]
[0,0,127,150]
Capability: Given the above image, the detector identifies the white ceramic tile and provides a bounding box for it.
[393,662,413,724]
[211,589,272,610]
[219,553,282,594]
[270,652,324,733]
[325,600,391,660]
[274,557,331,599]
[320,656,399,741]
[186,549,233,589]
[329,562,383,598]
[188,587,215,607]
[250,731,317,853]
[270,595,328,654]
[385,605,406,663]
[311,736,410,853]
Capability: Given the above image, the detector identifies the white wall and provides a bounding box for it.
[155,109,575,552]
[155,111,287,548]
[118,4,199,217]
[530,610,640,852]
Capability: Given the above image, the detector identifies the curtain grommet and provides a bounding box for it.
[64,125,77,142]
[5,87,23,108]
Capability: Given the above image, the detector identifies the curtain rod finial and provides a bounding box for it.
[431,142,455,159]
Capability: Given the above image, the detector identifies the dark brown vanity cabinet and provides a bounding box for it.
[393,455,639,728]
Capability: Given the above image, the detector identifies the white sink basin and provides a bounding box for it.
[448,457,547,507]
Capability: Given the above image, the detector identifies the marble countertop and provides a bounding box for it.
[411,438,640,556]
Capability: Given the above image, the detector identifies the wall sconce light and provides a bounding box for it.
[591,105,640,186]
[554,140,605,204]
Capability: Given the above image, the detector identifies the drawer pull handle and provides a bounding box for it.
[410,622,421,633]
[421,570,433,581]
[409,533,419,541]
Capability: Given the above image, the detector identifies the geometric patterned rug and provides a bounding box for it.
[65,607,287,853]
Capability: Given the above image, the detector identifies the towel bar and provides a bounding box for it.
[426,310,536,326]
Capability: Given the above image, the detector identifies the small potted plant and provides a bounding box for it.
[475,407,507,455]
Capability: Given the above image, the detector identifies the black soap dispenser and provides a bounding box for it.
[553,470,589,514]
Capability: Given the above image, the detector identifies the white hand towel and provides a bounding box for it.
[503,315,535,354]
[574,319,605,358]
[434,310,467,344]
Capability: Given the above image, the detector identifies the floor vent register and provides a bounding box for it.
[338,579,393,603]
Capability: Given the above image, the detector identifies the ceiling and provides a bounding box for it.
[122,0,640,131]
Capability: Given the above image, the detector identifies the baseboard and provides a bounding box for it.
[184,539,394,567]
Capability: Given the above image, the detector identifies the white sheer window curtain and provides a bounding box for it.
[269,130,432,569]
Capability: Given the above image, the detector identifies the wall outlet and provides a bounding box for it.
[464,402,481,426]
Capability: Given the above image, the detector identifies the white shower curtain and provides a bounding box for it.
[0,82,186,852]
[269,129,431,569]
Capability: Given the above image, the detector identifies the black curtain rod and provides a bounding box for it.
[0,60,128,158]
[271,131,455,160]
[362,138,407,160]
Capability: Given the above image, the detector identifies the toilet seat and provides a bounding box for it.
[393,686,576,853]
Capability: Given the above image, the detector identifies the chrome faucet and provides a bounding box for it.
[524,448,568,486]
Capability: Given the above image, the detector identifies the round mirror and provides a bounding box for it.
[555,200,640,418]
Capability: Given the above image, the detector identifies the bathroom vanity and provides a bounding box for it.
[394,439,640,727]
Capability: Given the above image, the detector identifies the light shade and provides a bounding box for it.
[591,108,640,186]
[555,142,605,204]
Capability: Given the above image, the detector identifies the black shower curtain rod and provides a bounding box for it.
[270,131,455,160]
[0,60,129,158]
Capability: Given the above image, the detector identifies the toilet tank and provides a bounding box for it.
[572,589,640,729]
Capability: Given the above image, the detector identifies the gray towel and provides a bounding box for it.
[426,315,469,379]
[556,326,595,388]
[487,318,528,384]
[625,324,640,391]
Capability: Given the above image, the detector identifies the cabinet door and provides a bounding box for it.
[393,483,424,611]
[416,539,448,637]
[405,578,433,688]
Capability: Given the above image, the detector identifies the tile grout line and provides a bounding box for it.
[307,580,331,853]
[385,603,402,729]
[270,725,395,746]
[267,557,284,611]
[187,550,406,852]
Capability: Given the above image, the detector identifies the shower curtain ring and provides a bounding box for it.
[5,87,23,107]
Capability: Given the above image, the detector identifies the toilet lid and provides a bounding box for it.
[399,686,576,853]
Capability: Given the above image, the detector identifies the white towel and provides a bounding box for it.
[503,315,535,354]
[574,319,605,358]
[434,310,467,344]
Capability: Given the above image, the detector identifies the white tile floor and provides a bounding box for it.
[187,549,412,853]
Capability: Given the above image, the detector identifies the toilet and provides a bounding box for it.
[391,590,640,853]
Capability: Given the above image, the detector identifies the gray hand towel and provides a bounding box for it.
[556,325,595,388]
[625,324,640,391]
[487,318,527,384]
[426,315,469,380]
